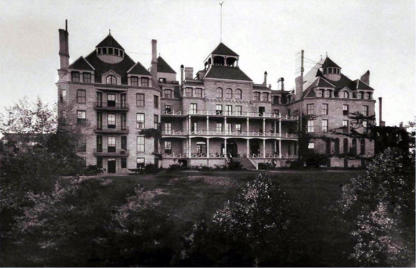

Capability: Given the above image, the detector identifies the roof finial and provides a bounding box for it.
[219,1,224,42]
[325,51,328,57]
[109,29,111,35]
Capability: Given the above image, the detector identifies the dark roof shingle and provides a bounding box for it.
[68,56,94,71]
[127,61,151,75]
[211,42,238,56]
[96,34,124,49]
[157,56,176,73]
[322,57,341,69]
[205,66,252,81]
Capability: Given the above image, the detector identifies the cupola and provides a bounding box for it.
[321,56,341,81]
[204,42,239,69]
[95,32,125,64]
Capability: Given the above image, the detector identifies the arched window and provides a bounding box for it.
[343,138,348,154]
[225,88,232,99]
[106,75,117,85]
[216,88,223,98]
[352,138,357,155]
[334,138,340,154]
[235,89,242,99]
[343,91,349,98]
[360,139,365,155]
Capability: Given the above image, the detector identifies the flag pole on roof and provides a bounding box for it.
[219,1,224,42]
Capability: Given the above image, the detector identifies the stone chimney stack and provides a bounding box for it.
[263,71,268,85]
[184,67,193,80]
[58,19,69,69]
[279,77,285,91]
[151,39,158,88]
[295,50,304,100]
[180,64,184,84]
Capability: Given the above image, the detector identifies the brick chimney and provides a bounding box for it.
[180,64,184,84]
[263,71,267,85]
[184,67,193,80]
[58,19,69,69]
[151,39,158,88]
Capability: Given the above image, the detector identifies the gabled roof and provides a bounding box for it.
[205,65,251,81]
[352,79,374,91]
[211,42,239,56]
[127,61,151,75]
[157,56,176,73]
[315,77,335,88]
[68,56,95,71]
[96,34,124,50]
[321,57,341,69]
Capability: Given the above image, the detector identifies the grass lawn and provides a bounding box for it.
[100,169,364,266]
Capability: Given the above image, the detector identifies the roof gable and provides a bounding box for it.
[322,57,341,69]
[96,34,124,49]
[157,56,176,73]
[316,77,335,88]
[68,56,94,71]
[352,79,374,91]
[211,42,239,56]
[205,66,251,81]
[127,61,151,75]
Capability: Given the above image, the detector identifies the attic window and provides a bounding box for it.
[130,76,139,86]
[97,48,102,55]
[108,48,113,55]
[102,48,107,54]
[141,77,149,87]
[114,48,118,55]
[106,75,117,85]
[343,91,349,98]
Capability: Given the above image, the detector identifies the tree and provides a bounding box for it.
[338,148,415,266]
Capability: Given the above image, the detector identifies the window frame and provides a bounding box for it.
[71,71,80,83]
[76,89,86,104]
[136,113,145,129]
[106,75,117,85]
[137,136,145,153]
[136,93,145,107]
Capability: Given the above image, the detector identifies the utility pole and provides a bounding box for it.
[298,50,304,161]
[219,1,224,42]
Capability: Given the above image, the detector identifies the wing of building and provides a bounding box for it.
[56,26,376,173]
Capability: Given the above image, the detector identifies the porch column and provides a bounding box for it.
[207,138,210,158]
[263,118,266,136]
[188,115,191,135]
[274,120,277,135]
[224,138,227,157]
[279,118,282,137]
[263,139,266,158]
[246,139,250,157]
[206,116,209,135]
[188,138,191,158]
[224,117,227,134]
[279,139,282,158]
[246,117,250,134]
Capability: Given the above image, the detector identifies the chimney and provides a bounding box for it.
[151,39,158,88]
[184,67,193,80]
[360,70,370,85]
[280,77,285,91]
[58,19,69,69]
[263,71,268,85]
[180,64,184,84]
[295,50,304,100]
[378,97,385,126]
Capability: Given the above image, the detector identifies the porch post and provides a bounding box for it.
[206,115,209,135]
[246,139,250,157]
[207,138,210,158]
[263,139,266,158]
[263,118,266,136]
[279,117,282,137]
[246,117,249,134]
[188,115,191,135]
[274,120,277,134]
[279,139,282,158]
[188,138,191,158]
[224,138,227,157]
[224,117,227,134]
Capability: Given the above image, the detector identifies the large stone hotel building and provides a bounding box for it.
[57,25,375,173]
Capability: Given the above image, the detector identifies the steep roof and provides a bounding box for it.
[96,34,124,49]
[157,56,176,73]
[127,61,151,75]
[321,57,341,69]
[351,79,374,91]
[211,42,239,56]
[205,65,251,81]
[315,77,335,88]
[68,56,94,71]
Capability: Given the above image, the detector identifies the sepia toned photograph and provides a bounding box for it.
[0,0,414,266]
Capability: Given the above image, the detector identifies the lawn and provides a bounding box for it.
[100,169,364,266]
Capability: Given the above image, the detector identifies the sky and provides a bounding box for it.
[0,0,414,126]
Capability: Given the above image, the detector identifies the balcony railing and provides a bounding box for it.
[161,152,297,159]
[94,102,129,111]
[94,149,129,157]
[161,130,187,136]
[162,110,298,120]
[161,130,297,139]
[95,126,129,134]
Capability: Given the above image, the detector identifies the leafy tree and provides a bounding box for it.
[338,148,415,266]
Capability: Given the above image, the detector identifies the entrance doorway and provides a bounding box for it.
[227,142,238,157]
[259,106,265,116]
[250,140,260,156]
[108,159,116,173]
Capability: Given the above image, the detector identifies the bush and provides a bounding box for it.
[143,164,159,174]
[225,159,243,170]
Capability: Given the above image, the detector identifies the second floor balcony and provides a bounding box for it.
[162,109,298,120]
[95,126,129,134]
[94,102,129,111]
[161,129,297,139]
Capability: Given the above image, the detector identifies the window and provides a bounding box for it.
[196,142,206,155]
[137,136,145,152]
[141,77,149,87]
[60,89,66,103]
[254,92,260,101]
[97,48,102,55]
[96,135,103,152]
[216,88,223,98]
[121,158,127,168]
[108,48,113,55]
[367,92,372,99]
[274,109,280,115]
[194,88,203,98]
[107,93,116,107]
[324,90,331,98]
[97,157,103,168]
[121,136,127,150]
[359,92,364,99]
[159,78,166,83]
[226,123,232,133]
[216,123,222,133]
[108,136,116,152]
[192,122,198,133]
[154,114,159,129]
[363,121,368,128]
[136,93,145,107]
[106,75,117,85]
[82,73,91,83]
[189,103,197,114]
[120,93,126,108]
[307,104,314,115]
[77,89,86,104]
[343,120,349,133]
[136,157,145,168]
[317,90,323,98]
[185,87,193,97]
[77,110,86,124]
[307,120,314,133]
[136,113,145,129]
[164,141,172,154]
[360,139,365,155]
[235,89,242,99]
[326,140,331,154]
[235,123,242,133]
[262,92,269,102]
[131,76,139,86]
[343,104,349,115]
[97,112,102,129]
[96,92,102,107]
[351,138,357,155]
[226,105,232,115]
[322,119,328,132]
[334,138,340,154]
[343,138,348,153]
[308,142,315,149]
[216,104,223,115]
[272,96,280,104]
[165,105,172,114]
[343,91,349,98]
[225,88,232,99]
[164,89,172,99]
[71,72,80,82]
[102,48,107,54]
[154,95,159,109]
[363,105,369,116]
[164,122,171,134]
[235,105,242,115]
[352,92,357,98]
[107,113,116,128]
[322,103,328,115]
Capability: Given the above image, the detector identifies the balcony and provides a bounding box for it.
[94,102,129,111]
[161,130,187,136]
[95,126,129,134]
[161,130,297,139]
[94,149,129,157]
[183,110,298,120]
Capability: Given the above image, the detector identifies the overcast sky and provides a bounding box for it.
[0,0,414,126]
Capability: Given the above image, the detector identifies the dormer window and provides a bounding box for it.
[71,71,80,82]
[130,76,139,86]
[343,91,349,98]
[97,48,102,55]
[141,77,149,87]
[83,73,91,83]
[106,75,117,85]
